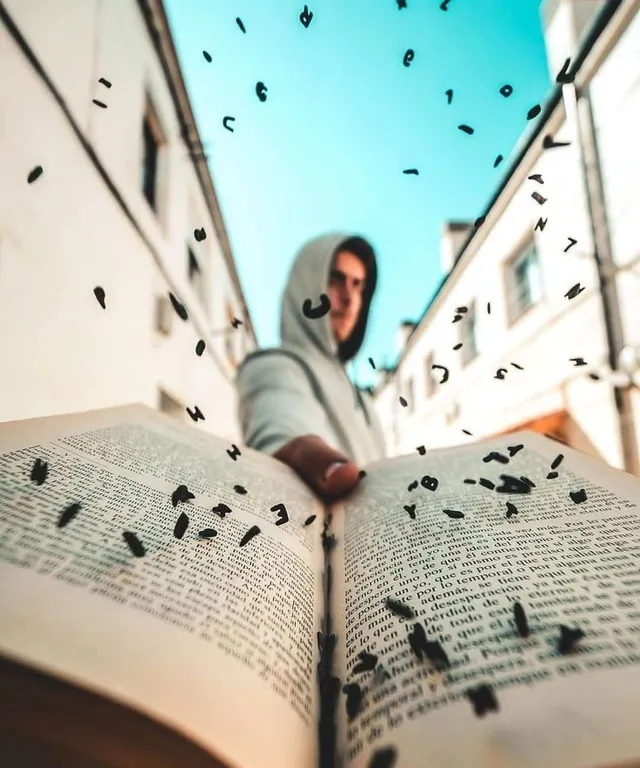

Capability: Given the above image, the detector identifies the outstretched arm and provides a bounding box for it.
[236,354,361,501]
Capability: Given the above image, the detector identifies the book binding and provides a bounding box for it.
[318,512,340,768]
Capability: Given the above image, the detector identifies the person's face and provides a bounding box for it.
[327,250,367,343]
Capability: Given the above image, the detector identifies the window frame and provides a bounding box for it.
[187,243,209,311]
[424,352,435,398]
[141,93,167,218]
[503,235,544,326]
[188,245,200,282]
[460,300,478,367]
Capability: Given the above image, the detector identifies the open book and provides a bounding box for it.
[1,403,640,768]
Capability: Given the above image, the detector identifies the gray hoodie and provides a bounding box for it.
[235,232,387,466]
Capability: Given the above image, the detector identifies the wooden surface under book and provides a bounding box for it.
[0,655,227,768]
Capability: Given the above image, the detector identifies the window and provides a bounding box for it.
[505,240,543,323]
[187,246,207,308]
[141,97,165,212]
[158,389,184,421]
[424,353,435,397]
[460,302,478,365]
[154,294,173,335]
[188,246,199,281]
[141,118,157,208]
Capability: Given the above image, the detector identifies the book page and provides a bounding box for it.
[330,431,640,768]
[0,403,325,768]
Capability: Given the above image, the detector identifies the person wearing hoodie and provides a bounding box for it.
[235,232,386,502]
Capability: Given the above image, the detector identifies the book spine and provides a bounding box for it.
[317,512,340,768]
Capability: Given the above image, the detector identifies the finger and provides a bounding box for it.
[322,460,360,501]
[273,435,361,501]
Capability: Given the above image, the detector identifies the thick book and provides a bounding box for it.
[1,403,640,768]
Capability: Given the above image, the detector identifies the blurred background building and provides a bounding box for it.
[372,0,640,474]
[0,0,257,442]
[1,0,638,472]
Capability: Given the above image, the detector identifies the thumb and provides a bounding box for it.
[273,435,361,501]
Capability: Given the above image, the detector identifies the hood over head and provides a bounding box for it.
[279,232,378,363]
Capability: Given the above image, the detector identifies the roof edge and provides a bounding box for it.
[396,0,626,367]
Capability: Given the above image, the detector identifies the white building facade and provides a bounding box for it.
[0,0,256,441]
[373,0,640,475]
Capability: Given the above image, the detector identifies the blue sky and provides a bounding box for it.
[164,0,551,387]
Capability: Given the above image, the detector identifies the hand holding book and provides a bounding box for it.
[273,435,363,503]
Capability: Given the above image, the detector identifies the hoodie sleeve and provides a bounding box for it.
[235,352,337,456]
[360,388,388,460]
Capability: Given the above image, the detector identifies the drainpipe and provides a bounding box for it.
[562,81,639,474]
